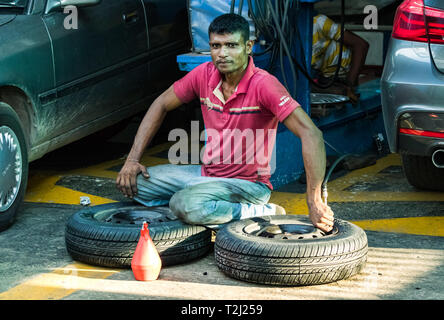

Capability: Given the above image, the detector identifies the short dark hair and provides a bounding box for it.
[208,13,250,42]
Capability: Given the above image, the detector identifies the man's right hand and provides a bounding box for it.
[116,160,150,198]
[115,85,182,198]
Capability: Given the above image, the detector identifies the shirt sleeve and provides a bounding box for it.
[173,62,208,104]
[258,75,300,122]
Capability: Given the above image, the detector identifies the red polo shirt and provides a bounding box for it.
[173,56,300,189]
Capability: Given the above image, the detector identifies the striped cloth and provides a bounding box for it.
[312,14,352,77]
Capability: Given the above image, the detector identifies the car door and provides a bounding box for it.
[142,0,189,94]
[42,0,148,139]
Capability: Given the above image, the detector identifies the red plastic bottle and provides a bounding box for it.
[131,221,162,281]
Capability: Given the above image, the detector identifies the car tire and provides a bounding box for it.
[214,215,368,286]
[401,153,444,191]
[65,202,212,267]
[0,102,28,232]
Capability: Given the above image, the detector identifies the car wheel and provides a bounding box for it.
[65,202,212,267]
[214,215,368,286]
[0,102,28,231]
[401,153,444,191]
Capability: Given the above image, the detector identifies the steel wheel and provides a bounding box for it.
[65,202,213,267]
[0,125,23,212]
[215,215,368,286]
[0,102,28,231]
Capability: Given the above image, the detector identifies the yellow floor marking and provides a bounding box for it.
[24,141,172,205]
[270,189,444,206]
[270,154,443,203]
[271,190,444,236]
[66,155,170,179]
[25,172,115,205]
[10,151,442,300]
[325,191,444,202]
[351,216,444,237]
[269,192,309,215]
[324,153,444,202]
[326,153,401,192]
[0,263,120,300]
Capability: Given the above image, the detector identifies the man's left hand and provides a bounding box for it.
[307,200,335,232]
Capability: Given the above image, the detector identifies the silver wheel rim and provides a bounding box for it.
[243,221,338,240]
[0,125,22,212]
[94,206,178,225]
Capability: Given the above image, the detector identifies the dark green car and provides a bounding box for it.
[0,0,190,230]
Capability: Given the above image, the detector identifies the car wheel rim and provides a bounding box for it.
[0,126,22,212]
[93,206,178,225]
[243,221,338,240]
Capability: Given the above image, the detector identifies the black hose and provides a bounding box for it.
[322,154,350,189]
[321,153,352,204]
[265,0,298,96]
[279,0,293,94]
[247,0,277,71]
[238,0,244,15]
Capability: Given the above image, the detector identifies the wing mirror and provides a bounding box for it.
[46,0,102,14]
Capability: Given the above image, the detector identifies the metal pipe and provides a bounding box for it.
[432,149,444,168]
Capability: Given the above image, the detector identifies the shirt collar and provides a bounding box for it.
[236,56,256,94]
[208,56,256,94]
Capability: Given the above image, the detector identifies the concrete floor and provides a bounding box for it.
[0,120,443,301]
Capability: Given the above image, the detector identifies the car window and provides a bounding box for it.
[424,0,444,9]
[0,0,27,6]
[145,0,188,48]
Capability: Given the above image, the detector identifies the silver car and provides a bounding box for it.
[381,0,444,191]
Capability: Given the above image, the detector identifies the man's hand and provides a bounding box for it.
[307,199,335,233]
[115,84,182,198]
[116,160,150,198]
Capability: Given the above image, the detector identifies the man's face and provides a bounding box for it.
[209,32,253,75]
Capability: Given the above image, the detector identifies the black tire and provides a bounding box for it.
[214,215,368,286]
[0,102,28,232]
[401,153,444,191]
[65,202,212,267]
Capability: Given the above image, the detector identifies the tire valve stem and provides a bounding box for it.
[322,184,328,205]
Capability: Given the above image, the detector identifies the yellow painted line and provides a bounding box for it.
[0,263,120,300]
[326,153,401,192]
[326,191,444,202]
[67,155,170,179]
[271,190,444,209]
[351,216,444,237]
[25,143,170,205]
[271,154,444,203]
[269,192,309,215]
[271,191,444,236]
[25,173,115,205]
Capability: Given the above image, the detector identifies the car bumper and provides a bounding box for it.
[381,38,444,155]
[398,133,444,157]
